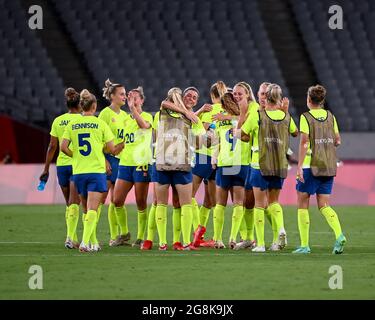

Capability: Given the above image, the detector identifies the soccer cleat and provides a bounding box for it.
[132,239,143,248]
[172,242,183,250]
[159,244,168,251]
[278,230,287,249]
[269,243,280,252]
[200,239,216,248]
[90,244,102,252]
[193,225,207,247]
[332,234,346,254]
[214,240,226,249]
[111,233,131,246]
[72,241,80,249]
[141,240,153,250]
[293,246,311,254]
[252,246,266,253]
[228,239,237,250]
[109,239,116,247]
[79,242,90,253]
[179,243,199,251]
[64,237,74,249]
[234,240,255,250]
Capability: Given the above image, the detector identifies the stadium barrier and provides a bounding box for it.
[0,164,374,205]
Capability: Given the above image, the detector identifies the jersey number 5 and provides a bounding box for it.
[78,133,92,156]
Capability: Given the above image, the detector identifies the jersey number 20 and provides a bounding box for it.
[78,133,91,156]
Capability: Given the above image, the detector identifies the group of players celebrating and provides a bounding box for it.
[41,79,347,254]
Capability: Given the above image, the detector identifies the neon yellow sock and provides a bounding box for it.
[191,198,200,231]
[243,208,255,241]
[137,209,148,240]
[298,209,310,247]
[181,204,193,246]
[172,207,181,243]
[320,206,342,239]
[90,203,102,245]
[230,205,244,241]
[65,206,69,237]
[67,204,80,240]
[115,206,129,235]
[156,204,167,246]
[213,204,225,241]
[82,210,97,244]
[254,207,265,247]
[146,204,157,241]
[239,217,247,240]
[269,203,285,235]
[108,202,119,240]
[199,206,211,227]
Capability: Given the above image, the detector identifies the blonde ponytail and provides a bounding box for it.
[80,89,97,111]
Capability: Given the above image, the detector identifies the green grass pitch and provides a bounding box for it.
[0,204,374,300]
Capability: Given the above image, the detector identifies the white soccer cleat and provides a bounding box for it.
[64,237,74,249]
[278,229,287,249]
[234,240,253,250]
[228,239,237,249]
[90,244,101,252]
[269,243,280,251]
[252,246,266,253]
[214,240,226,249]
[79,242,91,253]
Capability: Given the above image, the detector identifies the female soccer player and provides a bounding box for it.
[294,85,346,254]
[211,91,251,249]
[191,82,226,246]
[113,87,153,247]
[99,79,129,246]
[231,82,260,250]
[154,87,207,251]
[61,89,121,252]
[239,84,298,252]
[40,88,82,249]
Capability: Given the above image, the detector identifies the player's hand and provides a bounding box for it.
[296,166,304,183]
[185,110,199,124]
[201,103,212,113]
[280,97,289,113]
[105,160,112,176]
[39,170,48,181]
[212,113,226,122]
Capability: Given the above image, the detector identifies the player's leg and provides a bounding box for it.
[112,176,133,246]
[134,181,150,247]
[171,185,182,250]
[66,180,80,248]
[175,181,195,250]
[213,186,228,248]
[191,174,204,231]
[268,188,286,249]
[229,185,245,248]
[252,186,268,252]
[317,193,346,254]
[293,191,311,254]
[155,181,170,250]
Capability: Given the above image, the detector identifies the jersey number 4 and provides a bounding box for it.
[78,133,92,156]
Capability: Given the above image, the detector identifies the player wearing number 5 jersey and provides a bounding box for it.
[40,88,82,250]
[61,89,121,253]
[99,79,128,246]
[113,87,153,247]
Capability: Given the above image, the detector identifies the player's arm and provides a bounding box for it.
[335,133,341,147]
[61,138,73,157]
[40,135,58,179]
[161,100,199,124]
[212,113,232,122]
[297,133,309,183]
[195,103,212,117]
[128,93,151,129]
[105,140,119,156]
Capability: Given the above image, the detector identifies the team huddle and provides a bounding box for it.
[41,79,347,254]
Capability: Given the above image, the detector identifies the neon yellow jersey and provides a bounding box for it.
[62,116,114,175]
[50,113,82,167]
[119,112,153,166]
[98,106,129,159]
[216,113,250,167]
[299,109,339,168]
[245,101,261,163]
[242,110,297,169]
[197,103,224,156]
